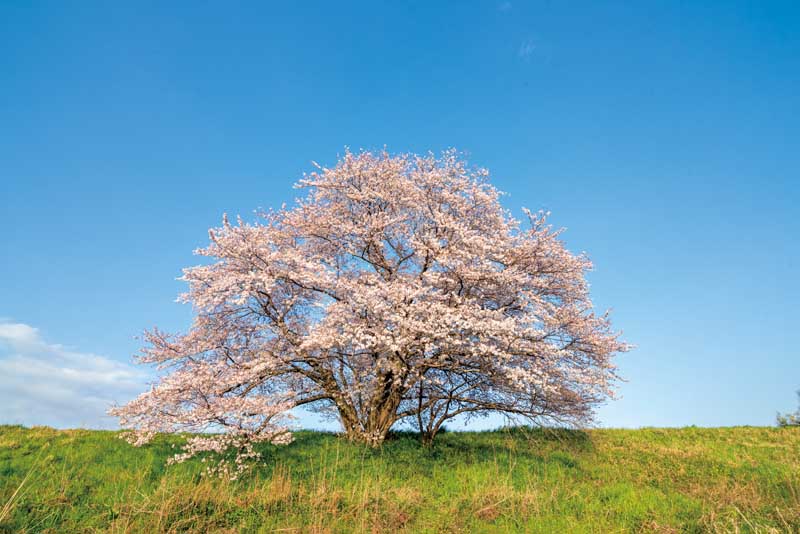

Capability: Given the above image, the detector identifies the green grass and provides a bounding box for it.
[1,425,798,533]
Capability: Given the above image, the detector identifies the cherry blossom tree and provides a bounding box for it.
[111,149,627,469]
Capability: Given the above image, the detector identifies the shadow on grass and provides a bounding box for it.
[62,424,596,481]
[249,426,595,473]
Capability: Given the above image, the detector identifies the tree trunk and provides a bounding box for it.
[333,369,405,447]
[337,396,400,447]
[341,418,395,447]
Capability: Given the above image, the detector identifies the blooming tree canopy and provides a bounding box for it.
[112,149,627,470]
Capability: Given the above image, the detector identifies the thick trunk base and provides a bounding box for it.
[338,404,398,447]
[344,428,392,447]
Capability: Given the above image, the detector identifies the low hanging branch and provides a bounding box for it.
[110,149,629,475]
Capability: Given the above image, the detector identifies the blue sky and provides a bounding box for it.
[1,1,798,430]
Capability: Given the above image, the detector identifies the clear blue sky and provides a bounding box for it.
[1,1,798,430]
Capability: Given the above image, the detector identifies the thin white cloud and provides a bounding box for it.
[0,321,149,429]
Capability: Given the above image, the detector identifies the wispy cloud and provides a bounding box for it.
[498,2,512,12]
[0,321,149,429]
[518,39,536,60]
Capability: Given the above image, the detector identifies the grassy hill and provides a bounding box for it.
[1,425,798,533]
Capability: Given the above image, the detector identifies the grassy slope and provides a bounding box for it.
[0,425,798,533]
